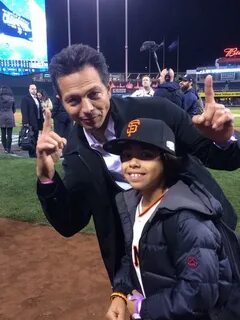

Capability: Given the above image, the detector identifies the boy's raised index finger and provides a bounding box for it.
[204,75,215,105]
[42,109,52,133]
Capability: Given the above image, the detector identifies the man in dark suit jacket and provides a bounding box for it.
[21,84,44,157]
[36,44,239,297]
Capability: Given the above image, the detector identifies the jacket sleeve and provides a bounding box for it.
[112,253,134,295]
[140,212,232,320]
[37,170,92,237]
[153,88,161,97]
[183,92,197,113]
[170,100,240,171]
[20,97,29,124]
[125,97,240,170]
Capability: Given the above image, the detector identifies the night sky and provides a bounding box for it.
[46,0,240,74]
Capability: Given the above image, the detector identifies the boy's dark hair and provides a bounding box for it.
[49,44,110,97]
[161,153,183,187]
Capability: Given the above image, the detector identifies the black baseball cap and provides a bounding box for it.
[179,74,193,82]
[103,118,176,156]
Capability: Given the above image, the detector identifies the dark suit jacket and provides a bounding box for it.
[37,96,240,283]
[21,94,44,132]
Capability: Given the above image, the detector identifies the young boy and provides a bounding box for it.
[104,118,232,320]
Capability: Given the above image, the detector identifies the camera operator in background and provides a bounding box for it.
[154,68,184,107]
[179,75,204,117]
[131,75,155,97]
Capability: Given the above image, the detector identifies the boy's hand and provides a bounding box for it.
[106,297,126,320]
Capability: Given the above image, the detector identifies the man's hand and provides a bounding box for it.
[105,297,127,320]
[36,109,67,181]
[192,75,234,144]
[158,68,167,84]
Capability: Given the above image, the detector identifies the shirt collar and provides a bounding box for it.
[83,115,115,148]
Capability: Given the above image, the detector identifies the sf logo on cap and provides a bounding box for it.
[126,119,140,137]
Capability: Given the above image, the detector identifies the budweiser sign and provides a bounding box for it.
[224,47,240,57]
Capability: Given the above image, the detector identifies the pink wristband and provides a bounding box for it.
[128,294,144,319]
[40,179,54,185]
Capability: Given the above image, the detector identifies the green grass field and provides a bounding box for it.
[0,155,95,232]
[1,107,240,233]
[0,155,239,232]
[232,107,240,129]
[13,107,240,133]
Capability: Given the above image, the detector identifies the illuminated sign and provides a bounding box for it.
[224,48,240,58]
[196,67,240,74]
[199,91,240,97]
[0,0,48,76]
[112,88,127,94]
[1,8,32,40]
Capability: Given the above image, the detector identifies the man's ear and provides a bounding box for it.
[107,82,112,97]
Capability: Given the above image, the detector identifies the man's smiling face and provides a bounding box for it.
[58,65,112,134]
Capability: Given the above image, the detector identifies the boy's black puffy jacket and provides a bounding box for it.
[114,180,232,320]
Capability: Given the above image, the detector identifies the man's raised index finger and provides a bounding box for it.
[42,109,52,133]
[204,75,215,104]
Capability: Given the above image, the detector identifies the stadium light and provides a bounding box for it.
[125,0,128,81]
[67,0,71,46]
[96,0,100,52]
[67,0,100,51]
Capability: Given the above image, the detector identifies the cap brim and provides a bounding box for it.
[103,138,143,155]
[103,138,175,156]
[179,77,192,81]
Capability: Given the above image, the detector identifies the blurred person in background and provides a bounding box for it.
[180,75,203,117]
[154,68,184,107]
[37,89,53,114]
[21,84,44,157]
[0,85,16,154]
[131,75,154,97]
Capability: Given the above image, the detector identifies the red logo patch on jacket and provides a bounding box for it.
[187,256,198,268]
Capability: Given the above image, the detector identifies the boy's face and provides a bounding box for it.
[121,143,164,193]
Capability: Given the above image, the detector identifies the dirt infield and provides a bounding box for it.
[0,218,112,320]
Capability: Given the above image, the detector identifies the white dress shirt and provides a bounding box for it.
[83,116,130,190]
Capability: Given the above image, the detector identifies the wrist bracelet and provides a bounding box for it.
[214,134,237,149]
[40,179,54,184]
[110,292,127,304]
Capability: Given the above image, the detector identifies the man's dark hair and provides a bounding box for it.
[49,44,110,97]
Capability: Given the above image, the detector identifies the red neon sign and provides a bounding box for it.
[224,47,240,57]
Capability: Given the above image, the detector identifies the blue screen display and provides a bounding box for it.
[0,0,48,76]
